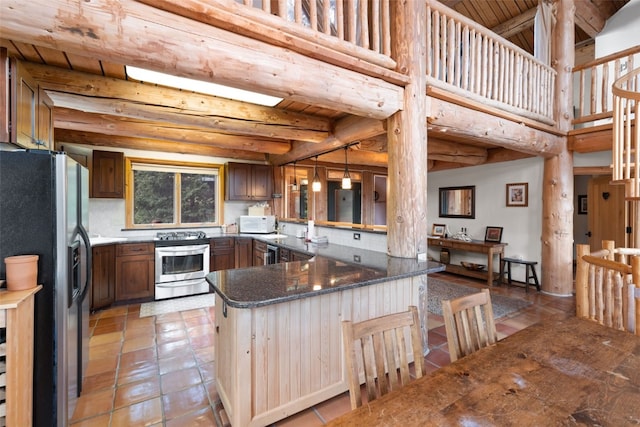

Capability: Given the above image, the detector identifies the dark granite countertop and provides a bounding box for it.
[206,236,444,308]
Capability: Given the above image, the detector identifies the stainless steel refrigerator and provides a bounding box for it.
[0,149,91,426]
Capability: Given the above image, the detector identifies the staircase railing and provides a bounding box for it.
[612,66,640,201]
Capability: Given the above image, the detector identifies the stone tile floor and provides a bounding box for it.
[70,272,575,426]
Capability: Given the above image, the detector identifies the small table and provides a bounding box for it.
[428,238,507,286]
[326,316,640,426]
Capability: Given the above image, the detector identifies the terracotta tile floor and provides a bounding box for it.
[71,272,575,426]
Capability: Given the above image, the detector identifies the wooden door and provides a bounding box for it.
[587,175,627,247]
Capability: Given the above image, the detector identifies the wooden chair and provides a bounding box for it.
[575,242,640,333]
[442,288,497,362]
[342,306,425,409]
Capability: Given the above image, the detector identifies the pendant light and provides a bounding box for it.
[291,162,298,192]
[312,156,321,192]
[341,146,352,189]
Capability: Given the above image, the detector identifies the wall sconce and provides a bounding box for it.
[341,146,352,190]
[312,156,321,192]
[291,162,298,192]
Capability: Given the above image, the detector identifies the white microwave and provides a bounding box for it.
[239,215,276,234]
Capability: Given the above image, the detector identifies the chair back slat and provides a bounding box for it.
[342,306,425,409]
[442,289,497,362]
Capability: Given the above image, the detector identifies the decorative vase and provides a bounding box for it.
[4,255,39,291]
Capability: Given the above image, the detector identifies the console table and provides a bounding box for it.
[427,238,507,286]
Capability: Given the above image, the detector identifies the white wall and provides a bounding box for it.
[427,157,544,281]
[595,0,640,57]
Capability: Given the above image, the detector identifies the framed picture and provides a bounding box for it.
[431,223,446,237]
[578,195,587,215]
[484,226,503,243]
[506,182,528,207]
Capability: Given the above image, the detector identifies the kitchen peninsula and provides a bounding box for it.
[206,237,443,427]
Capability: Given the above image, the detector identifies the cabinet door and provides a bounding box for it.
[91,245,116,310]
[235,238,252,268]
[37,88,53,149]
[251,164,273,200]
[92,150,124,198]
[225,162,252,200]
[291,251,312,261]
[212,247,235,271]
[11,60,37,148]
[116,254,154,301]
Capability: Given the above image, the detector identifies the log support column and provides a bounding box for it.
[542,0,574,296]
[388,0,428,351]
[387,0,428,260]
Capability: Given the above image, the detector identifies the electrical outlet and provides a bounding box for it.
[353,255,361,263]
[353,233,360,240]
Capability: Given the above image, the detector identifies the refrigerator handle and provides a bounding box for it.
[78,224,92,301]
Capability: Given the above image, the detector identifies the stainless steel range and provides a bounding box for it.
[154,231,210,300]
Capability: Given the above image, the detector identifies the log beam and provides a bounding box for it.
[54,108,292,154]
[2,0,403,119]
[24,62,331,134]
[270,116,386,165]
[491,7,537,40]
[427,97,564,157]
[55,129,267,161]
[47,91,329,143]
[574,0,607,38]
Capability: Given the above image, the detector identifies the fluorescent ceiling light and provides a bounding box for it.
[126,66,282,107]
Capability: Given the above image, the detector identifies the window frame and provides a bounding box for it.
[125,157,224,229]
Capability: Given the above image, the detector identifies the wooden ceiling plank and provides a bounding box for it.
[100,61,127,79]
[64,52,104,74]
[0,39,22,59]
[574,0,607,38]
[54,108,293,154]
[32,45,70,69]
[25,62,333,132]
[3,0,403,119]
[9,41,41,62]
[46,91,330,143]
[55,129,267,161]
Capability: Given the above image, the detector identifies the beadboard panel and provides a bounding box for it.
[215,275,424,427]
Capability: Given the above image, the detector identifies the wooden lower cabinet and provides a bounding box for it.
[115,243,154,302]
[91,244,116,310]
[210,237,235,271]
[291,250,312,261]
[235,237,252,268]
[253,240,267,266]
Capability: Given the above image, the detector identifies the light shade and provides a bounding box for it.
[341,147,352,189]
[312,156,321,192]
[126,66,282,107]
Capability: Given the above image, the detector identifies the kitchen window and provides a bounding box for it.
[125,158,222,228]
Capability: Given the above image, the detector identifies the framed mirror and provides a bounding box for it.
[439,186,475,219]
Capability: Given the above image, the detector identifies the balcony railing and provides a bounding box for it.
[425,1,556,124]
[573,46,640,128]
[612,66,640,200]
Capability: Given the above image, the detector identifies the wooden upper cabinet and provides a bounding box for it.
[9,59,51,150]
[225,162,273,201]
[92,150,124,198]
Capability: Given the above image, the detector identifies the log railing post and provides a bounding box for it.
[575,244,591,318]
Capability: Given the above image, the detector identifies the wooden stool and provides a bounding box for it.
[501,257,540,292]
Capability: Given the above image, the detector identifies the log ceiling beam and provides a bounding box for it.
[491,7,537,40]
[46,91,329,143]
[24,62,331,135]
[54,108,292,154]
[3,0,403,119]
[270,116,386,165]
[54,129,268,161]
[574,0,608,38]
[427,97,564,157]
